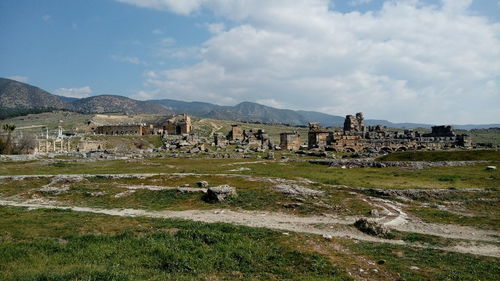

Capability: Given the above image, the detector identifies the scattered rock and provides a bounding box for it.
[266,152,275,160]
[366,187,488,200]
[176,187,207,193]
[486,166,497,170]
[354,218,391,238]
[409,266,420,270]
[322,234,333,240]
[39,186,70,195]
[197,181,209,188]
[180,183,190,187]
[229,167,251,172]
[88,191,106,197]
[50,175,85,185]
[204,185,237,202]
[274,184,324,197]
[282,202,303,209]
[114,190,136,198]
[370,209,380,217]
[311,159,487,169]
[377,259,386,265]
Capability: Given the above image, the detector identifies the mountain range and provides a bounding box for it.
[1,77,498,130]
[0,78,170,115]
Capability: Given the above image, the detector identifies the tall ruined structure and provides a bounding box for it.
[280,132,301,151]
[163,114,192,135]
[343,112,366,133]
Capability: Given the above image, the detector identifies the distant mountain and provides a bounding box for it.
[72,95,170,114]
[150,99,222,116]
[207,102,309,125]
[296,110,345,127]
[0,78,72,110]
[57,96,80,103]
[0,78,171,115]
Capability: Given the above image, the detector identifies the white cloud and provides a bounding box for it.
[207,23,225,34]
[255,99,287,109]
[7,75,28,83]
[160,37,176,46]
[152,28,163,35]
[42,14,51,21]
[54,86,92,98]
[111,55,148,65]
[117,0,500,124]
[115,0,205,15]
[349,0,373,6]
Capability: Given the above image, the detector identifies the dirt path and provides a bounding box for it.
[0,199,498,258]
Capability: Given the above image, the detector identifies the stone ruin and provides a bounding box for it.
[280,132,301,151]
[93,114,192,136]
[163,114,192,135]
[226,125,273,149]
[308,113,471,153]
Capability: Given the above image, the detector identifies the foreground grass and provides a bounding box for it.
[0,206,352,281]
[2,206,499,281]
[409,206,500,231]
[349,242,500,281]
[377,149,500,162]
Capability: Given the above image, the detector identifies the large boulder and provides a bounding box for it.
[204,185,237,202]
[354,218,392,238]
[197,181,209,188]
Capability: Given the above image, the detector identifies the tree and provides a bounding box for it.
[1,124,16,154]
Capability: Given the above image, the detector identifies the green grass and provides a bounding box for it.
[409,206,500,231]
[0,206,352,281]
[377,149,500,162]
[349,242,500,281]
[1,157,499,189]
[0,174,374,216]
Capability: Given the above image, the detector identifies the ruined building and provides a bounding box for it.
[280,132,301,151]
[244,129,272,149]
[163,114,192,135]
[94,114,192,136]
[225,125,272,149]
[227,125,243,141]
[95,124,147,136]
[308,123,333,149]
[213,132,228,146]
[308,113,471,152]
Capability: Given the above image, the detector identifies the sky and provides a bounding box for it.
[0,0,499,124]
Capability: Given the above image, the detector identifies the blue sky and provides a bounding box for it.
[1,0,499,124]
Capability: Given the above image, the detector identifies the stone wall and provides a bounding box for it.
[95,125,144,135]
[280,132,301,151]
[228,125,243,141]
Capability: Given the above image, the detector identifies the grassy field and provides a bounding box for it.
[0,157,498,189]
[1,206,499,281]
[0,174,374,217]
[348,241,500,281]
[377,149,500,162]
[0,206,352,281]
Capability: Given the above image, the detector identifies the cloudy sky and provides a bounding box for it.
[1,0,499,124]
